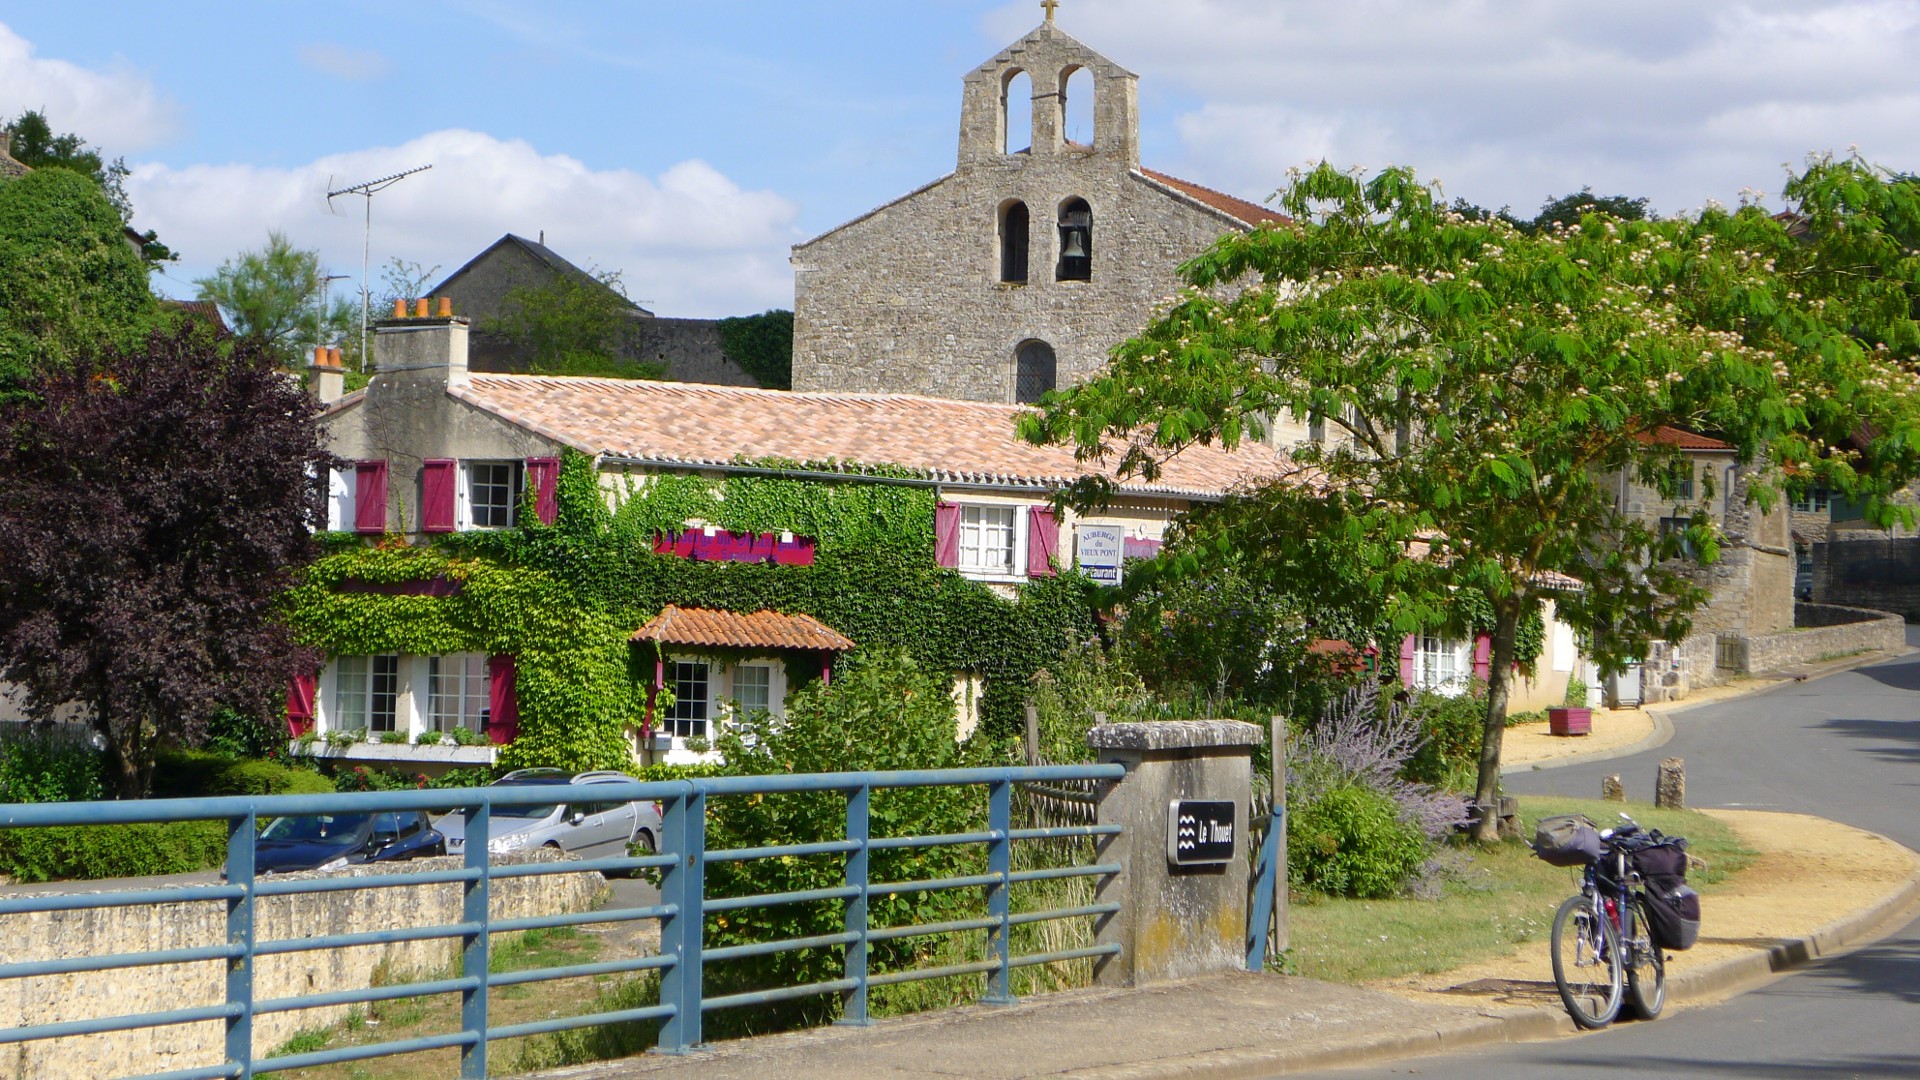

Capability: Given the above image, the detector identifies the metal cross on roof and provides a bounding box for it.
[1042,0,1059,22]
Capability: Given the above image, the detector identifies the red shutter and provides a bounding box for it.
[526,457,559,525]
[1472,635,1493,683]
[487,655,520,745]
[286,671,318,737]
[1399,634,1418,689]
[1027,506,1058,577]
[421,459,456,533]
[354,460,388,534]
[935,502,961,568]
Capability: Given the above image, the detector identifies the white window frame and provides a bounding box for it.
[731,663,775,718]
[665,660,711,740]
[956,503,1027,581]
[1413,635,1470,696]
[725,659,789,723]
[427,653,490,733]
[332,654,401,732]
[460,460,524,531]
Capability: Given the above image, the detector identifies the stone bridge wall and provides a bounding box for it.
[0,851,603,1079]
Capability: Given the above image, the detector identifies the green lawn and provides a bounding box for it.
[1286,797,1754,985]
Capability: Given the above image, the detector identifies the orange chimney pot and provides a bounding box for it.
[392,298,407,318]
[414,298,430,318]
[328,347,343,366]
[437,296,452,318]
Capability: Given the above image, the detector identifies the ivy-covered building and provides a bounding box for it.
[291,306,1288,772]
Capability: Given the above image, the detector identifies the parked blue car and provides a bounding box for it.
[253,810,446,874]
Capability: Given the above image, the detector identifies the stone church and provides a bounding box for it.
[790,15,1285,404]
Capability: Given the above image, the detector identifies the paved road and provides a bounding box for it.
[1294,633,1920,1080]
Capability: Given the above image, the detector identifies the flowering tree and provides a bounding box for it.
[1023,157,1920,839]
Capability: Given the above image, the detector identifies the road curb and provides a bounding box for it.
[1661,825,1920,1007]
[1502,645,1912,778]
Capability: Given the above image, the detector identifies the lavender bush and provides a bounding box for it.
[1287,681,1473,897]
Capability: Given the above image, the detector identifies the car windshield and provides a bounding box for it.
[259,814,370,844]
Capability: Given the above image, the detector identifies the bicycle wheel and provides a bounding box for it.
[1551,893,1623,1028]
[1624,897,1667,1020]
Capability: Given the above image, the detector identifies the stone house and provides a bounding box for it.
[1610,427,1796,702]
[429,233,762,387]
[790,17,1290,412]
[303,305,1289,767]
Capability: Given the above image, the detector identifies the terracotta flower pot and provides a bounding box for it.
[1548,706,1591,736]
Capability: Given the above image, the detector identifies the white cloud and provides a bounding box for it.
[0,21,181,152]
[130,129,802,318]
[297,43,392,82]
[992,0,1920,216]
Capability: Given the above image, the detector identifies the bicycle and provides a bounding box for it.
[1546,812,1668,1029]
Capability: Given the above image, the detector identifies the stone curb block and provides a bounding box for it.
[1663,828,1920,1006]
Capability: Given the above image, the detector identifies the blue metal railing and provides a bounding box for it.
[0,763,1123,1079]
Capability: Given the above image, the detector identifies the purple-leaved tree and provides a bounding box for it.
[0,323,330,797]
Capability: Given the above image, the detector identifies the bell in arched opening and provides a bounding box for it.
[1056,198,1091,281]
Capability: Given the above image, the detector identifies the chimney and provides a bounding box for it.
[307,345,347,405]
[372,297,470,387]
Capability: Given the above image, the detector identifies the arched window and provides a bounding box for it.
[999,201,1029,283]
[1062,66,1095,148]
[1056,197,1092,281]
[1015,340,1056,403]
[1003,70,1032,155]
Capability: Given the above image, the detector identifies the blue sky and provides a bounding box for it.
[5,2,1918,317]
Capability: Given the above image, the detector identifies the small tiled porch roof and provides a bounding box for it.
[631,605,856,652]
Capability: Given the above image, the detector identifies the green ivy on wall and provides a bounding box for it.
[287,450,1099,768]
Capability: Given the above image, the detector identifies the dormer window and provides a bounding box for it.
[1057,198,1092,281]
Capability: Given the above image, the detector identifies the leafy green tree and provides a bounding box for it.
[483,267,663,379]
[195,231,355,369]
[0,168,158,395]
[1526,187,1651,233]
[1023,159,1920,839]
[4,109,174,266]
[718,309,794,389]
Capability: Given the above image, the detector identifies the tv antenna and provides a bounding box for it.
[328,164,432,369]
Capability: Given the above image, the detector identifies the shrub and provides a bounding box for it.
[0,820,227,883]
[699,649,988,1032]
[1288,783,1428,899]
[1400,685,1487,789]
[0,730,105,803]
[151,748,330,798]
[1286,682,1470,898]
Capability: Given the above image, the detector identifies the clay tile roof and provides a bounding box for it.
[165,299,230,334]
[631,605,856,652]
[1634,425,1732,451]
[1138,168,1289,227]
[452,375,1295,500]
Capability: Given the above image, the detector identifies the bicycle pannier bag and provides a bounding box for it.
[1643,881,1701,950]
[1630,837,1690,881]
[1532,814,1603,867]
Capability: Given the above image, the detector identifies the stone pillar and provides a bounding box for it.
[1655,757,1686,809]
[1602,774,1625,802]
[1088,720,1262,988]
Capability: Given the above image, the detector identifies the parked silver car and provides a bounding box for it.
[434,769,662,859]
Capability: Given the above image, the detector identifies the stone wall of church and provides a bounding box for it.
[792,168,1238,401]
